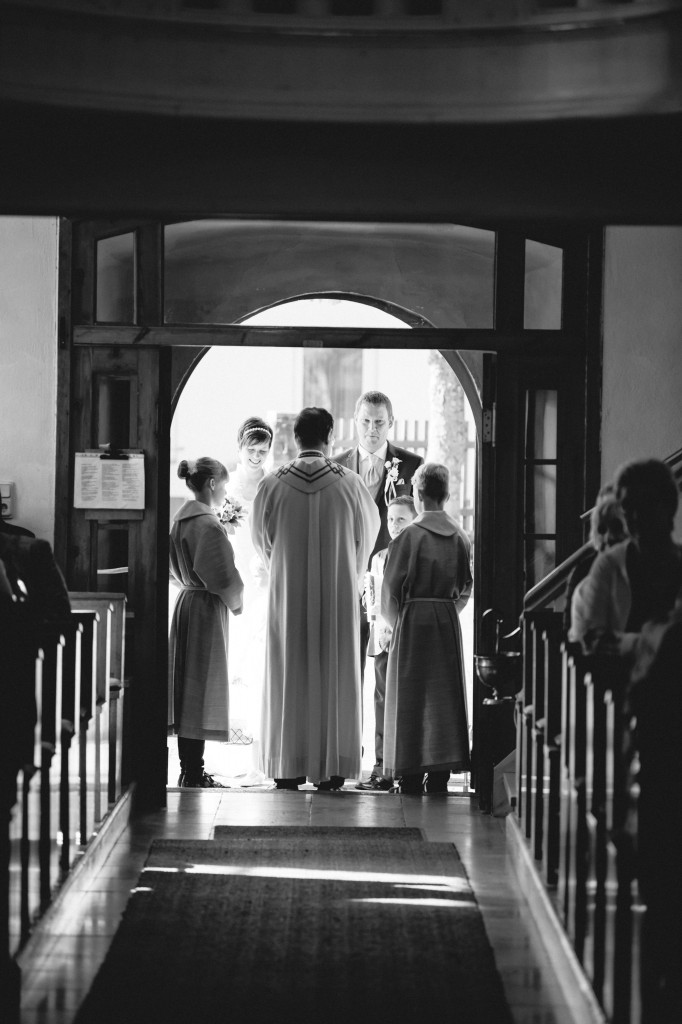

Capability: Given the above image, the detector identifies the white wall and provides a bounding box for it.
[602,227,682,478]
[0,217,59,542]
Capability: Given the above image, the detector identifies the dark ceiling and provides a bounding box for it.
[1,102,681,225]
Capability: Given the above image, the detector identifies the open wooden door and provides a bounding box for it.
[60,339,171,808]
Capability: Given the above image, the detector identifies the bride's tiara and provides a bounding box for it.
[242,426,273,441]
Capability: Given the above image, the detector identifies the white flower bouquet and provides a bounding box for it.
[216,496,247,534]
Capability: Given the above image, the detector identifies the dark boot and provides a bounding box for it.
[398,773,425,794]
[315,776,345,791]
[424,770,450,793]
[274,777,306,790]
[181,770,227,788]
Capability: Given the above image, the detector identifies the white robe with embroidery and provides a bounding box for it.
[251,454,379,782]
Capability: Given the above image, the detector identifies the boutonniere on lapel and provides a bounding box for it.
[384,457,404,505]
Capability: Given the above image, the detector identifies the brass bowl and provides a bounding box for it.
[474,652,523,700]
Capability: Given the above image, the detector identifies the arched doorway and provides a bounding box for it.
[169,295,477,789]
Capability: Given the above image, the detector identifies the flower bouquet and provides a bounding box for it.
[216,496,247,534]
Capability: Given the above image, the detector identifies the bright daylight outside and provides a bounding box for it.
[169,297,475,788]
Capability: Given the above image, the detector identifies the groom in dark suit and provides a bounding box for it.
[333,389,423,790]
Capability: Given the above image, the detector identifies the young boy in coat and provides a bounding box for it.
[381,464,472,794]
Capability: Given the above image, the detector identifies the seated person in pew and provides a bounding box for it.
[562,484,627,635]
[0,531,71,629]
[568,459,682,1021]
[0,533,71,813]
[569,458,682,658]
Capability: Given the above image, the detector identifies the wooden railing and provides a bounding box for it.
[1,592,128,1019]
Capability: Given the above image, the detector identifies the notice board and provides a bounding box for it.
[74,452,145,510]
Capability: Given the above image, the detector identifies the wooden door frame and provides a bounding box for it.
[55,218,603,809]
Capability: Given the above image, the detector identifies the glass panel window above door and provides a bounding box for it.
[524,239,562,330]
[163,220,495,327]
[96,233,136,323]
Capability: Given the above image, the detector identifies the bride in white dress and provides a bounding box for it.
[224,417,273,778]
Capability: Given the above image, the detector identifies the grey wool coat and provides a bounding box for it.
[168,500,244,741]
[381,511,472,777]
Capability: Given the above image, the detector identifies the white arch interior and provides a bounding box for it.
[169,296,475,786]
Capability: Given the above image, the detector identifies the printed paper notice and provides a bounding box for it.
[74,453,145,509]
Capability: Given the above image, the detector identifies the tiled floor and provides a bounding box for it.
[18,789,582,1024]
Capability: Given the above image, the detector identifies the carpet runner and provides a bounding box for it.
[74,826,514,1024]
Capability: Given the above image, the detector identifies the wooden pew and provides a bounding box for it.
[36,630,64,913]
[582,666,608,1002]
[562,645,589,962]
[68,593,127,808]
[541,616,563,889]
[58,618,82,876]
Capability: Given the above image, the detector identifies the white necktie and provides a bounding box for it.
[363,454,382,495]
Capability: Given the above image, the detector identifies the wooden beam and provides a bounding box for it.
[72,324,580,354]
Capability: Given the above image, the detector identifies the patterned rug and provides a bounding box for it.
[73,827,514,1024]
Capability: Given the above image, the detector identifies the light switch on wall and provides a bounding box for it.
[0,482,14,518]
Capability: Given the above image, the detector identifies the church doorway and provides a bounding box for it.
[168,295,476,790]
[59,218,601,807]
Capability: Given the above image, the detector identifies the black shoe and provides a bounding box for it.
[274,777,306,790]
[397,774,425,795]
[355,776,394,791]
[424,770,450,794]
[315,776,345,791]
[181,771,227,789]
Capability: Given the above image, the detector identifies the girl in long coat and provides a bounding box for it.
[169,457,244,787]
[382,463,472,794]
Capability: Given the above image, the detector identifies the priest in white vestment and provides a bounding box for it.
[251,407,380,790]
